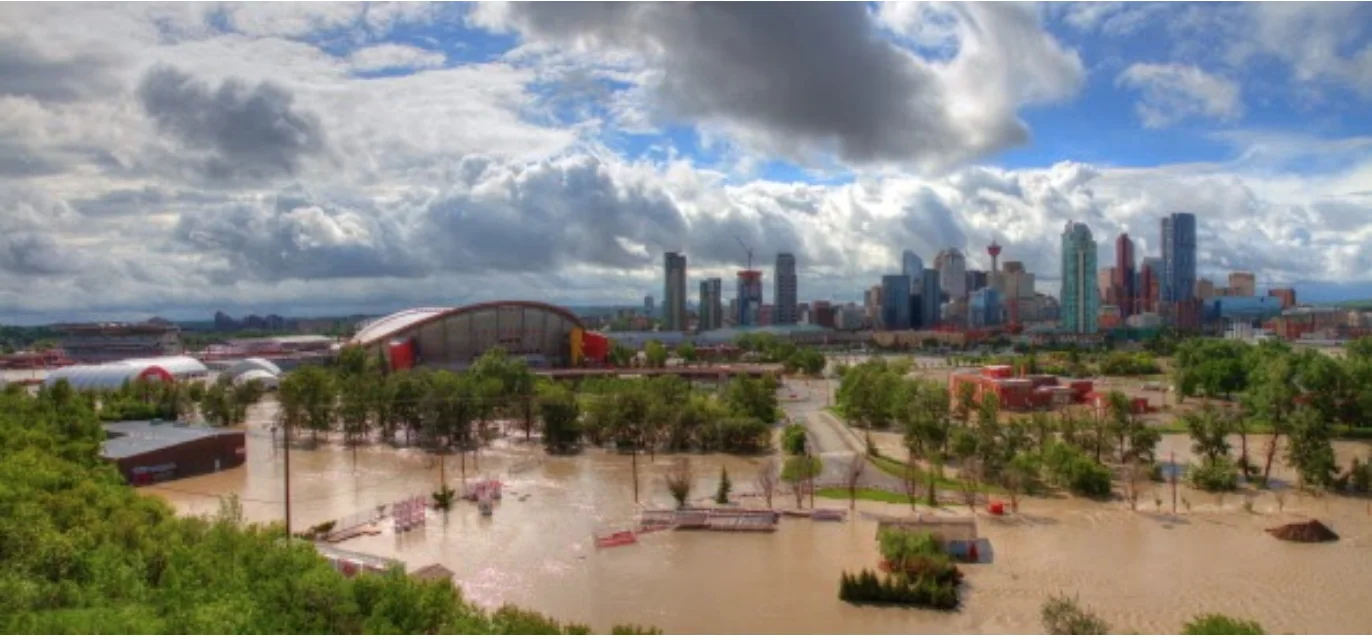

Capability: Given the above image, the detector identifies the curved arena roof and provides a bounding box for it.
[349,301,585,348]
[45,356,209,391]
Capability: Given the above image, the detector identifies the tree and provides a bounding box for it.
[537,381,581,454]
[1122,460,1152,511]
[1181,614,1265,635]
[781,456,823,509]
[1041,594,1110,635]
[714,467,732,505]
[643,340,669,368]
[1242,350,1298,488]
[1286,406,1338,491]
[665,458,693,508]
[675,341,696,363]
[1185,403,1233,465]
[839,453,866,511]
[756,458,779,509]
[1004,451,1040,513]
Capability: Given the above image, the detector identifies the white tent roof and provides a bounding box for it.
[44,356,208,391]
[232,369,280,389]
[225,357,282,378]
[118,356,208,378]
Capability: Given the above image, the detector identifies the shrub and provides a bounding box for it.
[1043,442,1113,498]
[1041,594,1110,635]
[782,424,808,456]
[1180,614,1265,635]
[837,569,959,610]
[1348,457,1371,494]
[1187,458,1239,492]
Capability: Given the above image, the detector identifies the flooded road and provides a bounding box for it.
[146,401,1372,634]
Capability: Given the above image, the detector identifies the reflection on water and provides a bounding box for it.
[146,403,1372,634]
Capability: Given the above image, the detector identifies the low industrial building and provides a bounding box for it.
[101,420,246,486]
[55,320,183,363]
[950,365,1151,413]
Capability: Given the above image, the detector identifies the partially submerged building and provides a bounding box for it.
[101,420,246,486]
[45,356,210,391]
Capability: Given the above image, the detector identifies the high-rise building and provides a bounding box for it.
[902,250,924,282]
[811,300,836,328]
[736,270,763,327]
[1229,271,1256,297]
[920,269,942,329]
[994,260,1035,327]
[644,295,655,318]
[698,278,723,331]
[774,253,798,325]
[965,269,989,294]
[663,252,688,331]
[1161,212,1197,304]
[1140,257,1163,313]
[934,248,967,300]
[969,288,1002,328]
[1060,222,1099,334]
[1097,267,1117,305]
[1114,233,1136,317]
[865,285,884,322]
[880,275,912,331]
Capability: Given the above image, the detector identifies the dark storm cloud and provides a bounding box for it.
[137,65,329,183]
[0,38,122,103]
[0,233,82,276]
[492,2,983,167]
[424,154,689,272]
[175,191,428,282]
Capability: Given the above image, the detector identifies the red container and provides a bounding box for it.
[988,501,1005,516]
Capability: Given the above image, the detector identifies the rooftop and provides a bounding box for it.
[101,420,234,460]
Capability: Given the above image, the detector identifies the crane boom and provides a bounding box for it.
[733,235,753,270]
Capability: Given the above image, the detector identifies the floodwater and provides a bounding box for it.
[147,401,1372,635]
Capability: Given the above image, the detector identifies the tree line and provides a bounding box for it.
[836,359,1161,507]
[1171,337,1372,493]
[0,381,651,634]
[269,347,783,466]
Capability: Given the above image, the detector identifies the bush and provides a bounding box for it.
[1347,457,1371,494]
[1181,614,1265,635]
[1043,442,1113,498]
[782,423,808,456]
[1097,352,1161,377]
[1041,594,1110,635]
[837,569,959,610]
[1187,458,1239,492]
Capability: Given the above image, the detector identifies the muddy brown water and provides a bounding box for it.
[145,402,1372,634]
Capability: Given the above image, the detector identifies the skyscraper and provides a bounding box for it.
[920,269,941,329]
[880,275,912,330]
[699,278,723,331]
[736,270,763,327]
[1161,212,1197,304]
[901,250,924,281]
[663,252,688,331]
[774,253,798,325]
[1140,257,1163,313]
[934,249,967,300]
[1060,222,1099,334]
[1114,233,1136,317]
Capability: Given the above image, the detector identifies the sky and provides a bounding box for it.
[3,1,1372,324]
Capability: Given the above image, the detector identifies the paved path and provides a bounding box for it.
[780,379,905,493]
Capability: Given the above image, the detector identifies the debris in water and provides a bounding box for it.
[1266,519,1339,543]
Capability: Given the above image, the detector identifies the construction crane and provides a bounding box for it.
[734,235,753,270]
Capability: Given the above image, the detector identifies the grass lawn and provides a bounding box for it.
[866,452,1002,494]
[816,487,927,505]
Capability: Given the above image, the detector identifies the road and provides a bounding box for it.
[779,378,906,493]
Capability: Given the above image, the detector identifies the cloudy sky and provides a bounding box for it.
[3,1,1372,323]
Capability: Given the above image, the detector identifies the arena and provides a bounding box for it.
[348,301,607,371]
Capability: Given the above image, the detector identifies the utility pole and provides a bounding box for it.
[283,421,292,538]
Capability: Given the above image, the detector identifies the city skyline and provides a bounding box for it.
[2,3,1371,325]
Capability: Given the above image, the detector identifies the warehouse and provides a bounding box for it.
[101,420,246,486]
